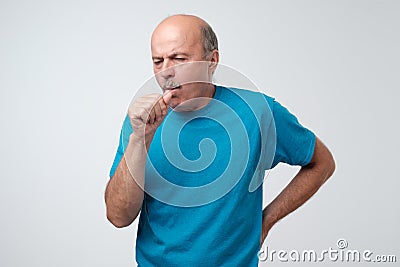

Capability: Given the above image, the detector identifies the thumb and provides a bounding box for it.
[162,90,172,105]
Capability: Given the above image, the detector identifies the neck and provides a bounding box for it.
[174,84,216,112]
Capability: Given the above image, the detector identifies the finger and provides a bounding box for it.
[138,107,151,123]
[158,93,168,116]
[148,105,156,124]
[153,99,162,122]
[150,95,164,123]
[142,93,163,103]
[162,90,172,106]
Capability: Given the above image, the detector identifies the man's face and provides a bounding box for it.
[151,22,212,110]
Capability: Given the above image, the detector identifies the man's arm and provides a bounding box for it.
[261,137,335,245]
[105,93,170,228]
[105,135,148,228]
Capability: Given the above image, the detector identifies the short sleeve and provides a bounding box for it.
[271,100,316,168]
[109,115,133,178]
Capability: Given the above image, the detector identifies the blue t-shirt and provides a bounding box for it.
[109,86,315,266]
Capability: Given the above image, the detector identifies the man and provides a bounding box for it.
[105,14,335,266]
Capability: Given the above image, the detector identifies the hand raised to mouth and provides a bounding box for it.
[128,91,172,139]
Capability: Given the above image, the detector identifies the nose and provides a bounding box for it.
[160,60,175,80]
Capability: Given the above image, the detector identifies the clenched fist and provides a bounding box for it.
[128,92,172,139]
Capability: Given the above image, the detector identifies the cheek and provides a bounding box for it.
[154,72,164,88]
[175,61,209,84]
[177,86,194,100]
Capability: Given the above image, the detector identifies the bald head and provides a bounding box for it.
[151,14,218,59]
[157,14,208,29]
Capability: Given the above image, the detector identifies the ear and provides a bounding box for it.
[208,49,219,74]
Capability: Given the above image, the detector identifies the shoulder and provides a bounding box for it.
[217,86,276,112]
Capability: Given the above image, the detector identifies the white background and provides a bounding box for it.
[1,0,399,266]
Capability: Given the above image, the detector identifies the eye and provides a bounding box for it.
[153,59,163,65]
[174,57,186,62]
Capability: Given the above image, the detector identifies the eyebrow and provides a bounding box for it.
[152,52,191,60]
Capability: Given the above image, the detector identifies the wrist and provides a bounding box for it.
[129,132,154,150]
[262,206,279,231]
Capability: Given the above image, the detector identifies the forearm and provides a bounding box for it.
[261,138,335,242]
[262,163,330,231]
[105,134,151,228]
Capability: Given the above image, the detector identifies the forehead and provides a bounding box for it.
[151,23,202,56]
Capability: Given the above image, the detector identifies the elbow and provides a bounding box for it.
[324,150,336,181]
[106,207,139,228]
[326,157,335,180]
[313,137,336,181]
[106,212,135,228]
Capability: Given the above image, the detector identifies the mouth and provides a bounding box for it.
[162,80,181,91]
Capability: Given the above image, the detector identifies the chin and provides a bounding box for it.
[168,99,181,109]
